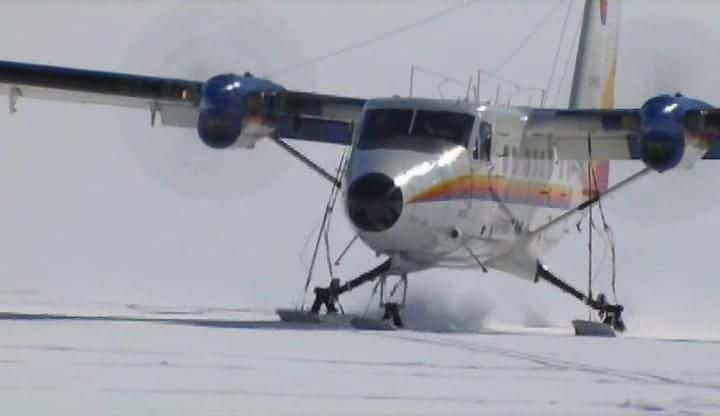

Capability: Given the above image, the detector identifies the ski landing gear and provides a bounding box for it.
[535,262,626,337]
[278,259,406,330]
[352,274,408,330]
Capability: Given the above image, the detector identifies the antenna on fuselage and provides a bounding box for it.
[465,75,474,102]
[408,64,415,97]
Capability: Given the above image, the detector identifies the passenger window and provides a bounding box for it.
[502,145,509,173]
[523,148,531,176]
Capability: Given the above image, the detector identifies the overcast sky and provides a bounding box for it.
[1,0,719,338]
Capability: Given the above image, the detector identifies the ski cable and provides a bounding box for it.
[300,146,349,310]
[552,9,583,106]
[323,148,349,281]
[545,0,574,102]
[488,0,567,76]
[269,0,483,77]
[587,133,594,319]
[591,161,619,303]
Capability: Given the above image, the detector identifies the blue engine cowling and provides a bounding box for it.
[636,94,714,172]
[197,73,284,149]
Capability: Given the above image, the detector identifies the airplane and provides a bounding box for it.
[2,0,719,334]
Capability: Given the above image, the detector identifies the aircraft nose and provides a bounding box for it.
[347,173,403,232]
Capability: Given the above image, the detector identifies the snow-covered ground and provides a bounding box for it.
[1,302,718,415]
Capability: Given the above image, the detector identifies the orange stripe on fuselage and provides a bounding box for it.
[409,175,583,209]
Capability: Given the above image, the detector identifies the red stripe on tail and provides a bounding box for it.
[592,160,610,193]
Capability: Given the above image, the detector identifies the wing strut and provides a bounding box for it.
[269,134,343,188]
[531,167,652,237]
[8,86,19,114]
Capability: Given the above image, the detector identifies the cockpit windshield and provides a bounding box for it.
[358,109,474,150]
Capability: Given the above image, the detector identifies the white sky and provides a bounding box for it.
[0,0,719,338]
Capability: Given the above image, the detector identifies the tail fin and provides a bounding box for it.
[570,0,622,193]
[569,0,622,110]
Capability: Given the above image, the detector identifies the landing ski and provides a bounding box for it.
[350,316,398,331]
[277,308,399,331]
[572,319,616,337]
[276,308,358,328]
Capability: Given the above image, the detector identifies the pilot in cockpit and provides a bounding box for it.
[478,121,492,160]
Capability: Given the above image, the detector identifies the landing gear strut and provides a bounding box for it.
[535,262,626,333]
[305,259,410,328]
[377,273,408,327]
[382,302,404,328]
[309,259,392,311]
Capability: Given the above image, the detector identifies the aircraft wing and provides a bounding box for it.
[526,107,720,162]
[524,108,641,160]
[0,60,365,145]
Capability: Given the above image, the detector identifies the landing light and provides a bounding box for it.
[224,81,242,91]
[663,103,678,114]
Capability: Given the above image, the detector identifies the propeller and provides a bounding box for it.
[119,6,316,200]
[608,16,720,226]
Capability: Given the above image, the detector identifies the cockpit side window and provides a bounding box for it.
[476,121,492,160]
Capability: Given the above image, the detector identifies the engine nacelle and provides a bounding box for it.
[637,94,714,172]
[198,108,243,149]
[197,73,284,149]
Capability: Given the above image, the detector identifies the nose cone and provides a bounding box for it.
[347,173,403,232]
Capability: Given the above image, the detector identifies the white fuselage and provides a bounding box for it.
[344,98,590,278]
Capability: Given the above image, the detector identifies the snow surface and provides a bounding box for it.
[1,303,718,415]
